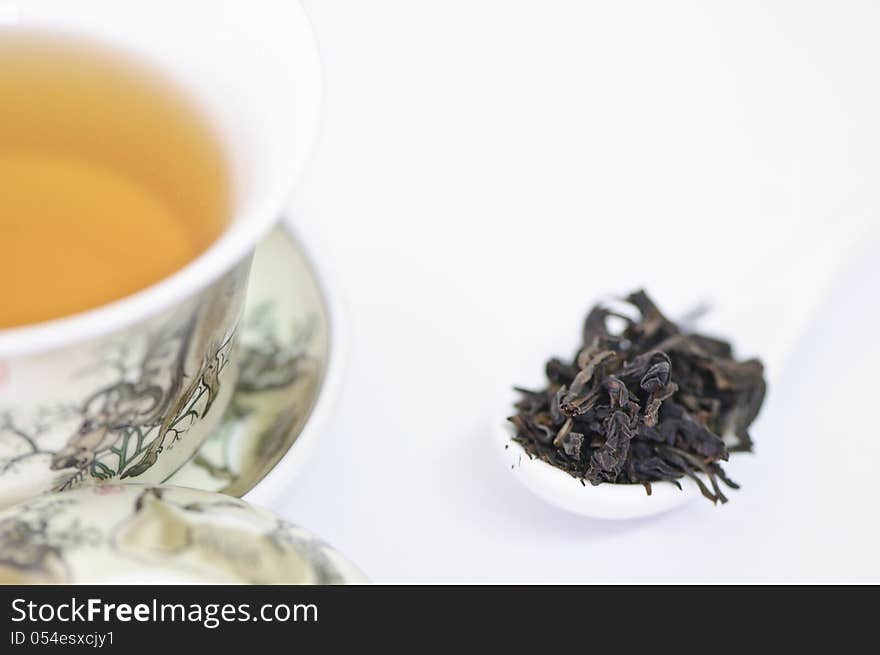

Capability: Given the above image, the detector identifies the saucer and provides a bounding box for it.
[169,220,342,504]
[0,483,364,584]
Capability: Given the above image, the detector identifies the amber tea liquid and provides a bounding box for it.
[0,30,230,328]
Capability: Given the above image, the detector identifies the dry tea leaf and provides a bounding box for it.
[510,290,766,504]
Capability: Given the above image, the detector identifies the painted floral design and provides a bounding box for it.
[170,227,329,498]
[0,263,247,508]
[0,485,361,584]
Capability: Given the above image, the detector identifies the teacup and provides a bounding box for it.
[0,0,322,508]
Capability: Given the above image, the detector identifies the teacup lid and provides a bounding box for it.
[0,483,365,584]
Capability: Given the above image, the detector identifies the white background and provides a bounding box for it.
[280,1,880,582]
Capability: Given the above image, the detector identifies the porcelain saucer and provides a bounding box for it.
[169,219,343,505]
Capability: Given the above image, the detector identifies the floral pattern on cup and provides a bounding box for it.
[0,261,250,509]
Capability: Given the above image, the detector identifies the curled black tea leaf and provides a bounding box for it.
[509,290,766,504]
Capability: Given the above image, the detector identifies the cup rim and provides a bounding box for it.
[0,3,323,359]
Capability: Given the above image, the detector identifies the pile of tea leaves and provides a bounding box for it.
[510,290,766,503]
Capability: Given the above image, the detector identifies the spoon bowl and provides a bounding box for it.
[496,399,700,519]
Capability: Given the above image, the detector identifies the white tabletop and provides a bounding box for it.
[277,1,880,583]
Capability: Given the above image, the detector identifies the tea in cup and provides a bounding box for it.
[0,0,322,508]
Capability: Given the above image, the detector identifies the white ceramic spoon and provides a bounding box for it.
[494,220,871,519]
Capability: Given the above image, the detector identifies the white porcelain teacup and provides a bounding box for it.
[0,0,322,508]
